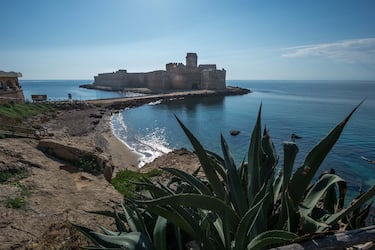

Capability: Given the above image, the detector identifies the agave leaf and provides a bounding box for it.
[90,231,154,249]
[145,205,199,238]
[234,193,270,250]
[114,208,127,233]
[273,171,283,204]
[206,150,227,180]
[221,192,232,249]
[221,134,248,216]
[300,213,330,234]
[336,181,347,211]
[71,223,101,246]
[99,226,119,236]
[173,226,183,250]
[300,174,345,216]
[210,212,225,248]
[175,115,226,198]
[247,104,263,204]
[162,167,212,195]
[322,184,375,230]
[323,183,338,214]
[288,100,364,206]
[133,181,171,199]
[260,127,278,185]
[352,202,372,229]
[283,142,298,193]
[136,193,240,230]
[276,143,299,231]
[285,192,300,233]
[246,230,298,250]
[153,216,167,250]
[122,202,150,239]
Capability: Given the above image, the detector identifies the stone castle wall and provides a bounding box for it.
[0,73,25,104]
[92,53,226,91]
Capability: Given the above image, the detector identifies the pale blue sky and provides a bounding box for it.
[1,0,375,80]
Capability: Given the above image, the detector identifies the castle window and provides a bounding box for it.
[0,81,3,89]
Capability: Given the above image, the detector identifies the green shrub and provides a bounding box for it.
[4,182,31,209]
[5,197,26,209]
[111,169,162,198]
[74,102,375,249]
[0,168,29,183]
[77,157,101,174]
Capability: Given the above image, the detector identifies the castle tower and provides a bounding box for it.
[186,53,197,68]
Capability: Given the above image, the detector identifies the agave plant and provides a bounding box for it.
[74,102,375,249]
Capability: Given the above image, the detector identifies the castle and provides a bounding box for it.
[0,71,25,104]
[92,53,226,91]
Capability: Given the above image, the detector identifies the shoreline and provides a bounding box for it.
[91,86,251,169]
[101,114,141,171]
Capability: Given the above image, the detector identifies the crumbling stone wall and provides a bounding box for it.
[0,73,25,104]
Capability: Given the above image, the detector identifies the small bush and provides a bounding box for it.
[111,169,161,197]
[4,182,31,209]
[5,197,26,209]
[0,168,29,183]
[77,156,102,175]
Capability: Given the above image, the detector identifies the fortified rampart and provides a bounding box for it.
[0,71,25,104]
[92,53,226,91]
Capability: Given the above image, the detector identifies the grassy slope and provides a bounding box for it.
[0,103,54,124]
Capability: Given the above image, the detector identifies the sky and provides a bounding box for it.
[1,0,375,80]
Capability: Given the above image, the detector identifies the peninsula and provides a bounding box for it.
[82,53,228,92]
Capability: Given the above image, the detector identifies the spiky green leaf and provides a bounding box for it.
[247,104,263,204]
[247,230,298,250]
[153,216,167,250]
[162,167,212,195]
[300,174,345,216]
[288,101,363,206]
[175,116,226,198]
[136,193,240,229]
[221,134,248,216]
[323,185,375,230]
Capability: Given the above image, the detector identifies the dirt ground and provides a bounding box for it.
[0,106,125,249]
[0,103,202,249]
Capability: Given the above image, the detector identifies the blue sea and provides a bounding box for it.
[111,80,375,199]
[21,80,375,198]
[20,80,138,101]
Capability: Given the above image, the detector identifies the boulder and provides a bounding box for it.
[37,139,113,181]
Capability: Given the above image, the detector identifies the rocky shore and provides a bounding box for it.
[0,87,249,248]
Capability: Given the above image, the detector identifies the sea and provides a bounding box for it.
[21,79,375,199]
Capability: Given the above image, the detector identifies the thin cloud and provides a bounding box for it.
[282,38,375,64]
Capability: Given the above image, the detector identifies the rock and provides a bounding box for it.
[37,139,113,181]
[230,130,240,136]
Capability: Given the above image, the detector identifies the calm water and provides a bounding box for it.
[111,80,375,198]
[20,80,131,101]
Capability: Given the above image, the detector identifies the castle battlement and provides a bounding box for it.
[93,53,226,91]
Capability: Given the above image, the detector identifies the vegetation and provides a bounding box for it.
[74,102,375,249]
[111,169,162,198]
[78,156,102,175]
[0,102,54,124]
[4,182,31,209]
[0,168,29,184]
